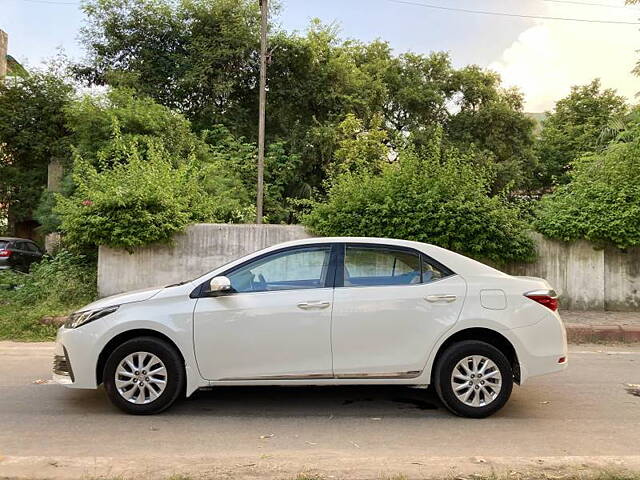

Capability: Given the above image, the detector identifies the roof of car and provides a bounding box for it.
[0,237,36,242]
[275,236,430,248]
[192,236,507,283]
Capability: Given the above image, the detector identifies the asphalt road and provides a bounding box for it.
[1,341,640,479]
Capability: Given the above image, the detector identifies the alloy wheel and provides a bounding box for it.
[450,355,502,407]
[115,351,168,404]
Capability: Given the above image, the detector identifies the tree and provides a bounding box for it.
[536,121,640,249]
[446,68,536,193]
[0,72,74,234]
[77,2,538,205]
[329,113,389,177]
[201,125,304,224]
[536,79,627,188]
[77,0,261,131]
[303,133,535,264]
[66,88,211,167]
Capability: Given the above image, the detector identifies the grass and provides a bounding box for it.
[0,294,88,341]
[0,250,97,342]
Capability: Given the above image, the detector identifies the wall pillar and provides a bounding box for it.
[0,30,8,79]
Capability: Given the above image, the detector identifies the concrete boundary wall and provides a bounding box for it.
[98,224,311,297]
[503,233,640,311]
[98,226,640,311]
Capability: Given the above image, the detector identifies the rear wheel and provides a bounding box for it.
[434,340,513,418]
[103,337,184,415]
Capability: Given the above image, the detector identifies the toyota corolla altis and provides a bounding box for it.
[53,237,567,417]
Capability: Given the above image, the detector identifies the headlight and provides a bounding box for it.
[65,305,120,329]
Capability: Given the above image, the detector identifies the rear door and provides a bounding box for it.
[331,244,466,378]
[23,242,43,269]
[12,242,29,271]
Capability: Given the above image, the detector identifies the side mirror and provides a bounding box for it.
[208,276,232,296]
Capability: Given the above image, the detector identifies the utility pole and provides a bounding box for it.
[256,0,268,224]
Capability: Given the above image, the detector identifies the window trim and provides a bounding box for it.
[336,243,455,289]
[191,243,340,298]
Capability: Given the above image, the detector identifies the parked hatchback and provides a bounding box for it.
[53,237,567,417]
[0,237,44,272]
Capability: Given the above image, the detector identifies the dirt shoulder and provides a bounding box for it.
[2,454,640,480]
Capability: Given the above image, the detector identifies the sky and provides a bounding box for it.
[1,0,639,112]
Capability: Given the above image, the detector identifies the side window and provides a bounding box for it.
[227,246,332,293]
[421,256,447,283]
[344,246,421,287]
[14,241,27,251]
[24,243,39,253]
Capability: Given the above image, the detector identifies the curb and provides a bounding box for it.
[565,322,640,344]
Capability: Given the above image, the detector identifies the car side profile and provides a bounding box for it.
[53,237,567,417]
[0,237,44,272]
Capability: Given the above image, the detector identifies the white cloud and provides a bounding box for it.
[489,5,640,112]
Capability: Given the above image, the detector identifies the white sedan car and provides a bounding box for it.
[54,237,567,417]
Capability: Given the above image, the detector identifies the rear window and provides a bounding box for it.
[0,241,8,249]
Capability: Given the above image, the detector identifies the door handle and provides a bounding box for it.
[425,294,457,303]
[297,301,331,310]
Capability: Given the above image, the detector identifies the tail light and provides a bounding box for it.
[0,249,11,258]
[524,289,558,311]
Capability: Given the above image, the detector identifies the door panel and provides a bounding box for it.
[193,244,337,381]
[331,245,466,377]
[194,288,334,380]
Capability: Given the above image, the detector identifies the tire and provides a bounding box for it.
[434,340,513,418]
[103,336,185,415]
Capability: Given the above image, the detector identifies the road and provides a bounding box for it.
[1,341,640,479]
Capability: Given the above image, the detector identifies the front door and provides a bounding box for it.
[331,244,466,378]
[193,245,336,380]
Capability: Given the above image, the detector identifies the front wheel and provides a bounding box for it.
[434,340,513,418]
[103,337,184,415]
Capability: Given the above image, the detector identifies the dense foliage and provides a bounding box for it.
[0,250,97,341]
[66,88,212,167]
[0,0,637,266]
[77,0,261,130]
[536,123,640,249]
[304,133,536,264]
[0,72,73,230]
[54,128,227,250]
[76,1,538,200]
[535,80,627,187]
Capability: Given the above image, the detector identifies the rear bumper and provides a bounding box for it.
[508,311,568,384]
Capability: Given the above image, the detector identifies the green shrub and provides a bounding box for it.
[54,130,221,251]
[303,140,536,264]
[536,125,640,249]
[0,250,97,341]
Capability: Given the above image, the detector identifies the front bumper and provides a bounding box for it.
[52,323,106,389]
[53,345,75,383]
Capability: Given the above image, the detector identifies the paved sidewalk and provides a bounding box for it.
[562,310,640,326]
[561,310,640,343]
